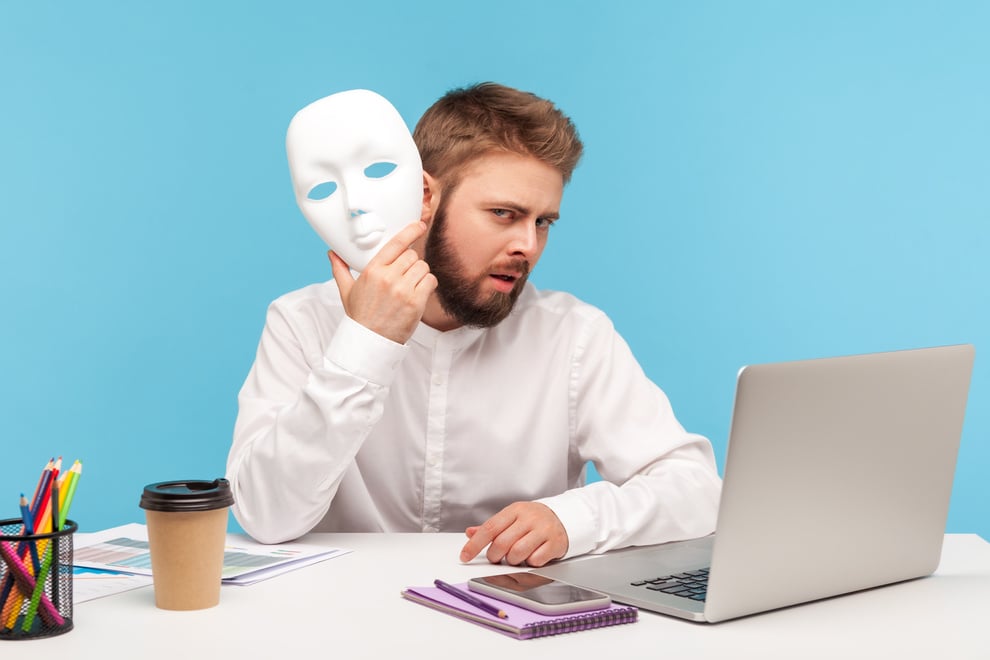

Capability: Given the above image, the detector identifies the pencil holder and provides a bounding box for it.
[0,518,76,640]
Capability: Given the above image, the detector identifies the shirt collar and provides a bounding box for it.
[410,283,536,349]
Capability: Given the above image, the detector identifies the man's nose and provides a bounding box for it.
[508,221,539,257]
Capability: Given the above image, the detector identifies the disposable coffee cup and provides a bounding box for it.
[139,478,234,611]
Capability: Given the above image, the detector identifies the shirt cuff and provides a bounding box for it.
[323,316,407,386]
[537,491,598,559]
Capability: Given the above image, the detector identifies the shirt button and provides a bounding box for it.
[433,375,443,386]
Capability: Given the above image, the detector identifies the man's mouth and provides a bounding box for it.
[489,272,522,293]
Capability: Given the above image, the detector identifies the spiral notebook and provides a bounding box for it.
[401,582,638,640]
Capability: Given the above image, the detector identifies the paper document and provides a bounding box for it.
[73,523,351,585]
[72,566,153,603]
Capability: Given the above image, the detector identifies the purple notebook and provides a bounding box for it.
[401,582,638,640]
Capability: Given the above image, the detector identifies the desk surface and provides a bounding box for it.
[4,533,989,659]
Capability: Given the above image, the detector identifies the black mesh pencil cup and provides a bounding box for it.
[0,518,77,640]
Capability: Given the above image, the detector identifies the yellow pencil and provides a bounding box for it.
[58,462,81,528]
[57,461,80,513]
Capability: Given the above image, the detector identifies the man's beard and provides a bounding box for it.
[423,205,530,328]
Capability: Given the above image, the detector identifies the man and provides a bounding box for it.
[227,82,721,567]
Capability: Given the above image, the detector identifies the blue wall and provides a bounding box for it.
[2,2,987,539]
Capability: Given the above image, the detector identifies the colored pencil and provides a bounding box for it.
[1,457,78,632]
[1,458,52,629]
[57,461,80,514]
[49,479,60,609]
[20,458,81,632]
[18,495,40,574]
[0,541,62,629]
[30,457,60,535]
[435,579,509,619]
[27,458,53,517]
[57,461,82,528]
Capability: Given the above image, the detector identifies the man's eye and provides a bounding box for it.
[492,208,511,218]
[535,217,556,229]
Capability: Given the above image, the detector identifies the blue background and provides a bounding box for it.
[2,2,986,539]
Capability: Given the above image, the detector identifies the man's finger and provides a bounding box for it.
[460,531,491,563]
[501,530,545,566]
[485,523,529,565]
[328,250,354,299]
[525,540,560,568]
[460,512,514,562]
[408,264,437,303]
[370,221,427,267]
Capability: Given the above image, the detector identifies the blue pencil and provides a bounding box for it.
[18,495,41,574]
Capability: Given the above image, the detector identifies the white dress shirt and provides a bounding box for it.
[226,280,721,558]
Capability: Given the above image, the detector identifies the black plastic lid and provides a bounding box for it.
[139,478,234,512]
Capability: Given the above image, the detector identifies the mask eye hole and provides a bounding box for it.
[364,162,397,179]
[307,181,338,201]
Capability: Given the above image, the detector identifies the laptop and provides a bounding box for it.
[533,344,975,622]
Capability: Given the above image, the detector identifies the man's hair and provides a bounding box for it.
[413,82,583,188]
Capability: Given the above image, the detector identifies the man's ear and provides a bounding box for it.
[421,171,441,225]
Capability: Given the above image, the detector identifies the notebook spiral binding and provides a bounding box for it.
[520,606,638,639]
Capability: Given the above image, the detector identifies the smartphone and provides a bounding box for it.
[467,572,611,615]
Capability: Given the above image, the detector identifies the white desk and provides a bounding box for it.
[4,533,988,659]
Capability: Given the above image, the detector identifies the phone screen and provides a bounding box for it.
[472,572,606,605]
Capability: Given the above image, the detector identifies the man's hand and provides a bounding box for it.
[460,502,569,568]
[329,221,437,345]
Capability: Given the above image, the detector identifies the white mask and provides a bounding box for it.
[286,89,423,272]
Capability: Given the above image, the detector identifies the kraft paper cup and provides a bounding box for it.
[139,479,234,611]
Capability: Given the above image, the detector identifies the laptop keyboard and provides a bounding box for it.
[631,568,710,601]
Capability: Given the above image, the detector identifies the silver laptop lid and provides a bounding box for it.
[532,344,974,623]
[704,344,974,621]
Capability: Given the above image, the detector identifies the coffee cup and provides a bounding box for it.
[139,478,234,610]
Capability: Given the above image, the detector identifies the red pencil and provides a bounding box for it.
[32,457,61,532]
[28,458,54,517]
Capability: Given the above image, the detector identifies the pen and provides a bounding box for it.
[434,579,508,619]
